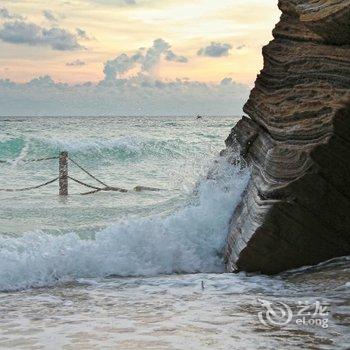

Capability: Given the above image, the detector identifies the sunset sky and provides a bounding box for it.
[0,0,280,116]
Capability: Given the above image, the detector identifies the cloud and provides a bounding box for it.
[197,42,232,57]
[0,7,24,20]
[0,35,247,116]
[141,38,170,71]
[0,74,249,116]
[26,75,56,87]
[0,20,83,51]
[103,52,143,81]
[43,10,59,22]
[66,59,86,66]
[165,50,188,63]
[236,45,246,50]
[103,38,188,81]
[220,77,233,85]
[76,28,91,40]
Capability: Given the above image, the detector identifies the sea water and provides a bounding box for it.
[0,116,349,349]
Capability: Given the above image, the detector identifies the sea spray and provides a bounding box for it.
[0,157,250,291]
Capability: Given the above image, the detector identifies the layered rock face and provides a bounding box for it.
[224,0,350,274]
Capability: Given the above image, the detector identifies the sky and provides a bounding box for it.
[0,0,280,116]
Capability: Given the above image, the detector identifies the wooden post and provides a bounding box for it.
[59,151,68,196]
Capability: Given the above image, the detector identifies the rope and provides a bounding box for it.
[68,175,127,193]
[22,156,59,163]
[68,157,108,187]
[0,154,159,195]
[80,187,128,195]
[0,177,59,192]
[68,176,102,190]
[68,176,128,194]
[0,156,58,164]
[68,158,128,194]
[105,186,128,193]
[81,189,102,196]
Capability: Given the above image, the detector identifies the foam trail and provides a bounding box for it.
[0,158,250,291]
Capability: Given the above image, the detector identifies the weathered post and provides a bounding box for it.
[59,151,68,196]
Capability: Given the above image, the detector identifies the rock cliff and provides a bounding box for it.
[224,0,350,274]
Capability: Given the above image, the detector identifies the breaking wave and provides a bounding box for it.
[0,157,250,291]
[0,135,191,162]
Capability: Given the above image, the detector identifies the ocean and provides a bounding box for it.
[0,116,349,349]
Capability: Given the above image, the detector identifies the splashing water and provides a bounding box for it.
[1,116,349,350]
[0,157,250,291]
[0,116,249,291]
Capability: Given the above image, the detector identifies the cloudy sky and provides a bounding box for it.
[0,0,280,116]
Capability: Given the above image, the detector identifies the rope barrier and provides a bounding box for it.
[105,186,128,193]
[22,156,59,163]
[0,156,58,164]
[68,157,108,187]
[68,156,129,194]
[80,187,128,196]
[0,152,160,195]
[68,176,102,191]
[68,175,128,194]
[0,177,59,192]
[81,189,102,196]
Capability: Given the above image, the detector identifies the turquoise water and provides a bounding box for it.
[0,116,250,289]
[0,116,349,349]
[0,116,240,235]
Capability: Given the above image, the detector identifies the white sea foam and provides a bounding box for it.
[0,158,250,291]
[34,135,143,153]
[1,135,186,163]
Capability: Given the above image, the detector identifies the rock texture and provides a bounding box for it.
[224,0,350,274]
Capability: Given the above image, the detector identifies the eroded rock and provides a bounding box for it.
[224,0,350,274]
